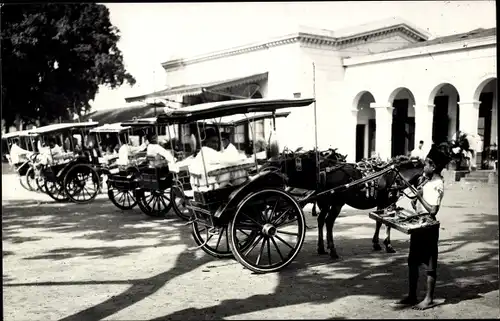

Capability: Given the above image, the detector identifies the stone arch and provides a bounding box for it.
[352,90,377,110]
[387,87,416,157]
[427,83,460,145]
[473,75,497,101]
[353,91,376,161]
[388,87,417,106]
[473,76,497,169]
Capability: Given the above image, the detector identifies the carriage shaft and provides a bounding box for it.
[300,164,396,204]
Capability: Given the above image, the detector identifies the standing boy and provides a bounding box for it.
[397,144,449,310]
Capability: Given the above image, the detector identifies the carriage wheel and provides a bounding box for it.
[191,220,259,259]
[63,164,101,204]
[44,178,69,202]
[18,174,31,192]
[25,167,38,192]
[228,189,306,274]
[171,185,191,221]
[135,189,173,218]
[36,175,47,194]
[108,187,137,210]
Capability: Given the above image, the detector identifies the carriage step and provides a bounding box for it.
[185,205,212,216]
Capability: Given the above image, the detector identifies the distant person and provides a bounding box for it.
[221,132,240,158]
[410,140,426,160]
[146,133,176,166]
[9,138,32,165]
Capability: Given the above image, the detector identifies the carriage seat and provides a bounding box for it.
[189,160,256,193]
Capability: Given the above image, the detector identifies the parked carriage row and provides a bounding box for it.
[2,98,466,273]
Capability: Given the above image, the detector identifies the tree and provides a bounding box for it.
[1,3,136,131]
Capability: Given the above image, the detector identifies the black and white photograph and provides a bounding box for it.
[1,1,498,320]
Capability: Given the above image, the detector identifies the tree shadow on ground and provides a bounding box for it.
[2,199,369,261]
[145,204,498,320]
[3,183,498,320]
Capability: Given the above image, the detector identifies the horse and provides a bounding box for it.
[310,154,424,258]
[313,139,470,259]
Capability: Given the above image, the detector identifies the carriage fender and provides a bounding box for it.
[214,170,287,222]
[56,161,78,179]
[57,160,87,179]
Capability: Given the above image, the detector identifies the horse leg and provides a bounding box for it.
[383,226,396,253]
[372,221,383,251]
[312,202,318,217]
[325,204,342,260]
[317,201,328,255]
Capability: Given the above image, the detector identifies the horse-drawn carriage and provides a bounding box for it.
[152,97,455,274]
[112,117,186,218]
[87,122,142,210]
[2,129,40,191]
[25,122,102,203]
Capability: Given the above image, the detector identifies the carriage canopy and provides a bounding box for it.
[89,123,132,133]
[27,122,100,135]
[157,98,315,124]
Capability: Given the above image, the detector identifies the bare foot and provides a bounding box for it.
[395,296,418,305]
[413,298,437,310]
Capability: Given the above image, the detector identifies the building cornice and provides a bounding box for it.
[162,24,428,70]
[343,35,496,67]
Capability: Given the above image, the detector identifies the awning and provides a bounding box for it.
[80,103,165,124]
[125,72,268,103]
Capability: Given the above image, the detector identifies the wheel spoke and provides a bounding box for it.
[276,230,299,236]
[255,237,267,266]
[234,223,261,231]
[274,234,294,250]
[241,212,263,227]
[160,194,169,210]
[267,237,272,265]
[269,199,280,221]
[225,226,229,251]
[271,208,291,226]
[244,235,263,256]
[271,236,285,261]
[215,228,224,251]
[277,216,298,228]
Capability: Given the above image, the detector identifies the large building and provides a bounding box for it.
[125,18,497,166]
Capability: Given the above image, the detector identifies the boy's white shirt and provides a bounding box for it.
[415,175,445,214]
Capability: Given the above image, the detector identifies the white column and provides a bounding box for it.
[370,103,393,161]
[413,104,435,152]
[344,108,359,163]
[458,101,481,135]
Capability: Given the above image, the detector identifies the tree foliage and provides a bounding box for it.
[1,3,136,130]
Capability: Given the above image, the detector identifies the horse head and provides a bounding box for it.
[388,155,425,187]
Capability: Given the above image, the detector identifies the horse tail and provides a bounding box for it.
[312,202,318,217]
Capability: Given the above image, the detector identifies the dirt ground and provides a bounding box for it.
[2,173,499,320]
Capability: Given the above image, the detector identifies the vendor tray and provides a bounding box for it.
[369,208,440,235]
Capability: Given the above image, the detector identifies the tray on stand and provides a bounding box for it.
[369,208,440,235]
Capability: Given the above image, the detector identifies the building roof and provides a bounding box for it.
[125,72,268,103]
[380,27,496,54]
[161,18,429,70]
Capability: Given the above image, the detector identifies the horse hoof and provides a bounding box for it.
[373,243,382,251]
[318,248,327,255]
[329,251,340,260]
[385,246,396,254]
